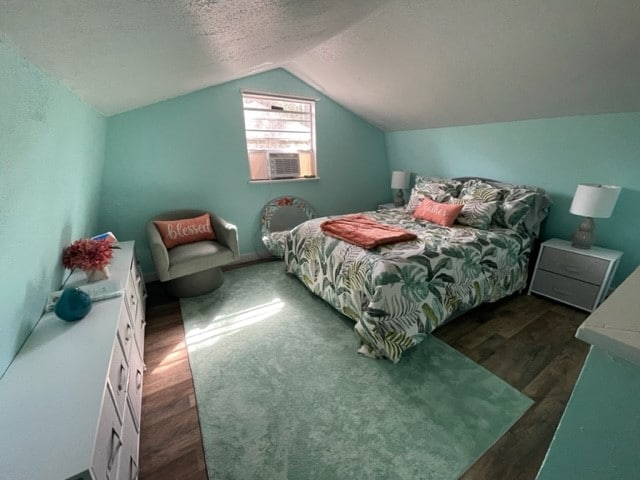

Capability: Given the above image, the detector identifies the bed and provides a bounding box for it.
[284,176,551,362]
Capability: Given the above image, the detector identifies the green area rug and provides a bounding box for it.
[181,261,532,480]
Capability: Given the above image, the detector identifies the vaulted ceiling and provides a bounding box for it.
[2,0,639,131]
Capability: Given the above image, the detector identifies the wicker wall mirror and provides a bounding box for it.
[261,196,316,257]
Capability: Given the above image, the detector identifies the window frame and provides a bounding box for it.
[241,90,318,183]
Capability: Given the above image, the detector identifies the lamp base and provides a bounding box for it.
[394,189,405,207]
[571,217,595,249]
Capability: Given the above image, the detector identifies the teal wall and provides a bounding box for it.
[536,346,640,479]
[0,41,107,376]
[386,113,640,285]
[100,69,389,274]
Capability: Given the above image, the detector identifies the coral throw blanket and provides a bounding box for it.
[320,214,417,249]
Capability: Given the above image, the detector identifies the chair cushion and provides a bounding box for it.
[153,213,216,249]
[166,240,235,280]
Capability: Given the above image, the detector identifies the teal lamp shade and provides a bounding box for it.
[569,184,621,249]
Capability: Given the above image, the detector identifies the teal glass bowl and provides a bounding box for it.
[54,287,92,321]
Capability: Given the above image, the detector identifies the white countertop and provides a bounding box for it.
[576,265,640,366]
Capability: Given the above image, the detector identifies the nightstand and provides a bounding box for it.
[378,203,398,210]
[528,238,623,312]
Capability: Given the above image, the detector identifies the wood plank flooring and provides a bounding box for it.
[140,290,208,480]
[435,295,589,479]
[139,272,588,480]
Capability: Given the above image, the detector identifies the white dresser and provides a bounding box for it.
[0,242,146,480]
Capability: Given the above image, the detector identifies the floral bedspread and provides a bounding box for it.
[284,208,532,362]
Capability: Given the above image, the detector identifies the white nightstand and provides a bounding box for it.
[528,238,623,312]
[378,203,398,210]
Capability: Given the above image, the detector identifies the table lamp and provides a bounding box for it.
[391,171,410,207]
[569,183,621,249]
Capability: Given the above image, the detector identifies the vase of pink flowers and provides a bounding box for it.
[62,238,115,283]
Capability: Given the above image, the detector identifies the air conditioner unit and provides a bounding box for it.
[268,152,300,178]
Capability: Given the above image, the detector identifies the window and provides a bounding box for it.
[242,90,317,181]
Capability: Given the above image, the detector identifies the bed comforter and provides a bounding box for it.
[285,208,533,362]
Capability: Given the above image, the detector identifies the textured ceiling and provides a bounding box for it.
[2,0,640,131]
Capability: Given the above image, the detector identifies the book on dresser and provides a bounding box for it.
[0,241,146,480]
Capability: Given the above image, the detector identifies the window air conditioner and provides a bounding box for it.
[268,153,300,178]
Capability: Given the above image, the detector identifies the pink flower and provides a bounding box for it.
[62,238,114,271]
[276,197,293,206]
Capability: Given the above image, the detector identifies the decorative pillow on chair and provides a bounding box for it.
[413,198,463,227]
[406,176,463,213]
[452,181,503,229]
[153,213,217,249]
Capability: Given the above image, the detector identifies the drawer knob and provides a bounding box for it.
[552,287,571,296]
[130,458,139,480]
[118,364,127,392]
[562,264,581,274]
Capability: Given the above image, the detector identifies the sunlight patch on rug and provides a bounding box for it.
[186,297,285,351]
[181,261,532,480]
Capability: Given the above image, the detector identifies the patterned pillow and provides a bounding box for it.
[413,197,464,226]
[452,181,503,229]
[405,176,463,213]
[493,188,537,231]
[153,213,216,249]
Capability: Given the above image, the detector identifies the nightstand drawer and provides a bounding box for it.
[531,270,600,310]
[538,247,609,285]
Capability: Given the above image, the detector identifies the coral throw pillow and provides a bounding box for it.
[413,198,463,227]
[154,213,216,249]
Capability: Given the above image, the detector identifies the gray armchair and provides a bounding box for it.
[146,209,239,297]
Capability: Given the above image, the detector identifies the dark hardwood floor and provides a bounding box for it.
[435,294,589,479]
[140,285,208,480]
[139,273,588,480]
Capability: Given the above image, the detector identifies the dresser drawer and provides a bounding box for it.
[91,391,122,480]
[126,272,145,354]
[107,336,129,420]
[538,247,609,285]
[117,402,140,480]
[125,273,140,324]
[127,344,144,431]
[132,307,145,360]
[531,270,600,310]
[132,259,147,300]
[117,302,134,361]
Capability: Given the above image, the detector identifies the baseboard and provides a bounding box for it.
[228,252,268,266]
[142,251,273,284]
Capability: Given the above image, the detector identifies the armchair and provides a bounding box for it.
[146,209,239,297]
